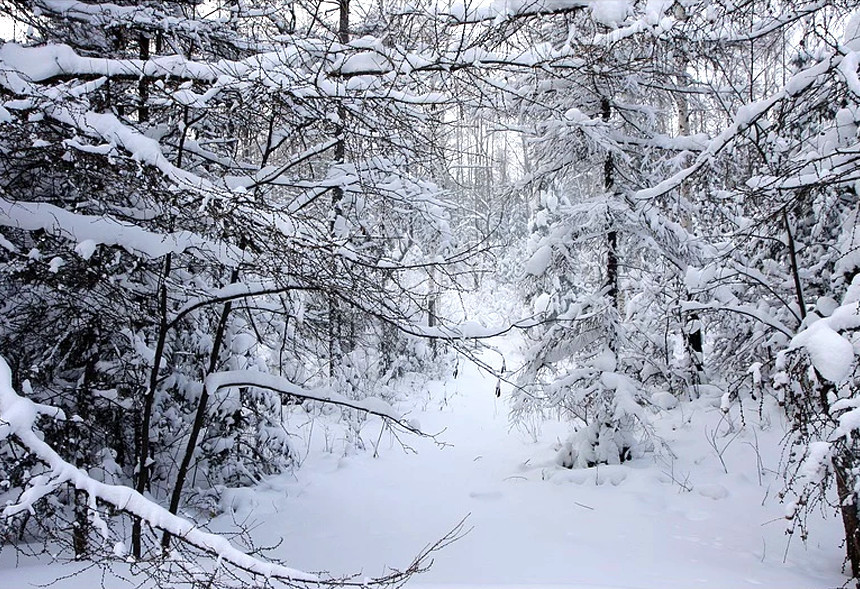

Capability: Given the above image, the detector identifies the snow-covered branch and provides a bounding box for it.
[681,301,794,338]
[205,370,422,434]
[634,55,836,202]
[0,197,242,264]
[0,353,317,583]
[434,0,590,25]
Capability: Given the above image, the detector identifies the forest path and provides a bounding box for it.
[238,347,845,589]
[0,347,846,589]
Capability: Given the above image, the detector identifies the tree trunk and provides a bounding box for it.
[329,0,352,377]
[138,34,150,123]
[686,313,704,373]
[72,355,96,558]
[674,54,705,383]
[428,266,438,358]
[834,451,860,582]
[601,97,619,353]
[132,254,171,559]
[161,267,240,552]
[784,210,807,323]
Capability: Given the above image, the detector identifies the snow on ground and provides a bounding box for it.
[226,347,844,589]
[0,338,848,589]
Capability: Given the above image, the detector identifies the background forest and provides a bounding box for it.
[1,0,860,587]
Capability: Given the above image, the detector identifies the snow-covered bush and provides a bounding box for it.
[777,276,860,577]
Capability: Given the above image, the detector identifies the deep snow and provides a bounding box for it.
[0,342,848,589]
[237,351,845,589]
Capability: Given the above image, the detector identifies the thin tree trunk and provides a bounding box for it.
[674,53,705,382]
[132,254,171,559]
[138,34,150,123]
[834,451,860,582]
[73,355,96,558]
[784,210,807,322]
[428,266,438,358]
[329,0,351,376]
[601,97,619,353]
[161,267,240,552]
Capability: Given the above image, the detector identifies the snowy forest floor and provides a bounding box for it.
[0,339,851,589]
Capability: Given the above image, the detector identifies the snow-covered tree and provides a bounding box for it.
[0,0,470,576]
[429,0,718,467]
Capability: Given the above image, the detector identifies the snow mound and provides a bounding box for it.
[590,0,631,27]
[791,321,855,383]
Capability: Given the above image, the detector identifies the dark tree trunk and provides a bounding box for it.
[428,267,438,358]
[132,254,171,558]
[783,210,807,323]
[601,97,619,352]
[834,451,860,582]
[161,267,240,552]
[138,34,150,123]
[686,312,704,377]
[72,356,96,558]
[606,229,618,308]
